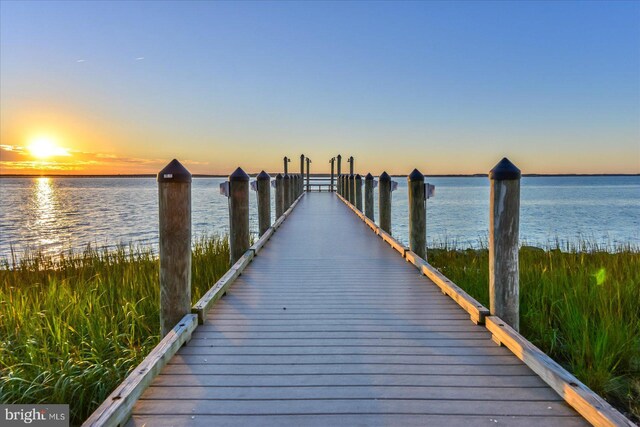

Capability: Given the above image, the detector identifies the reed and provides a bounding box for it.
[428,242,640,422]
[0,236,229,425]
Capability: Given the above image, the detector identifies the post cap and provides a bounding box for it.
[337,154,341,159]
[301,154,305,159]
[349,174,354,179]
[408,168,424,182]
[365,173,374,180]
[276,173,282,179]
[256,170,270,181]
[157,159,192,183]
[283,173,290,179]
[229,167,250,182]
[355,174,362,180]
[489,157,521,180]
[379,171,391,182]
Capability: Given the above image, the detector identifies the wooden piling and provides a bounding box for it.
[256,170,271,236]
[379,171,392,234]
[306,158,311,192]
[408,168,426,260]
[330,157,335,192]
[355,174,363,211]
[337,155,342,194]
[365,173,374,221]
[489,157,521,331]
[283,173,291,210]
[300,154,305,195]
[283,156,289,174]
[229,167,250,266]
[275,173,283,218]
[348,156,354,175]
[157,159,192,337]
[347,174,354,204]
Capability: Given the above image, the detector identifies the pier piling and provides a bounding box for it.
[365,173,374,221]
[379,171,392,234]
[256,171,271,236]
[229,167,250,266]
[489,157,521,331]
[408,169,426,260]
[157,159,192,337]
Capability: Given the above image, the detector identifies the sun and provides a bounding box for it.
[28,136,70,159]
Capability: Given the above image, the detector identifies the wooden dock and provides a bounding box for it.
[123,192,590,426]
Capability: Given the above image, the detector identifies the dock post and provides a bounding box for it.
[489,157,521,331]
[300,154,305,195]
[283,156,289,174]
[355,174,363,211]
[337,155,342,194]
[379,171,392,234]
[256,170,271,236]
[283,173,291,210]
[306,158,311,192]
[408,169,426,260]
[275,173,283,218]
[291,174,296,202]
[347,174,354,205]
[365,173,374,220]
[330,157,335,192]
[340,175,345,197]
[229,167,250,266]
[157,159,192,337]
[348,156,354,175]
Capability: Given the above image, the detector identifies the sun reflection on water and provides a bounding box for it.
[32,177,58,247]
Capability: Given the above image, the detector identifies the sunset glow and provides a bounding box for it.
[27,136,70,159]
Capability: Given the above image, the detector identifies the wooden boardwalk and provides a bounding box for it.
[127,192,587,426]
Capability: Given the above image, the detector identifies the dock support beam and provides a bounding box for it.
[256,170,271,236]
[229,167,250,266]
[379,171,392,234]
[365,173,374,221]
[158,159,192,337]
[408,169,426,260]
[355,174,363,211]
[275,173,283,218]
[489,157,521,331]
[347,174,354,205]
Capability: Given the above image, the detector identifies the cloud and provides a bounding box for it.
[0,145,29,162]
[135,57,145,61]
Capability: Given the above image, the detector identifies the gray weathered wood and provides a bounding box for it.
[330,157,335,192]
[336,154,342,194]
[300,154,305,196]
[275,173,283,218]
[83,314,197,427]
[489,158,521,331]
[306,157,311,192]
[347,174,354,204]
[256,171,271,236]
[379,171,392,234]
[157,159,192,337]
[364,173,374,220]
[408,168,426,260]
[229,167,250,266]
[354,174,363,211]
[486,317,634,426]
[283,173,291,211]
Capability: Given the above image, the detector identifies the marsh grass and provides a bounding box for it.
[0,236,229,425]
[428,242,640,422]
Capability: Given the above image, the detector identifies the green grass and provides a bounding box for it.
[0,236,229,425]
[428,243,640,422]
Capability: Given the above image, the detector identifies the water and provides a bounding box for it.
[0,176,638,260]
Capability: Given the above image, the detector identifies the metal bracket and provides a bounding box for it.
[425,183,436,199]
[219,181,230,197]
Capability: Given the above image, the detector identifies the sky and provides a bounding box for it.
[0,1,638,175]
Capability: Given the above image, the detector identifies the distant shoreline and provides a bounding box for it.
[0,173,638,178]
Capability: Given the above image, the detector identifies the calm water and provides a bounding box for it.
[0,176,638,260]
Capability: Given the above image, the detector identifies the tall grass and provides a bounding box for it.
[428,242,640,422]
[0,236,229,425]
